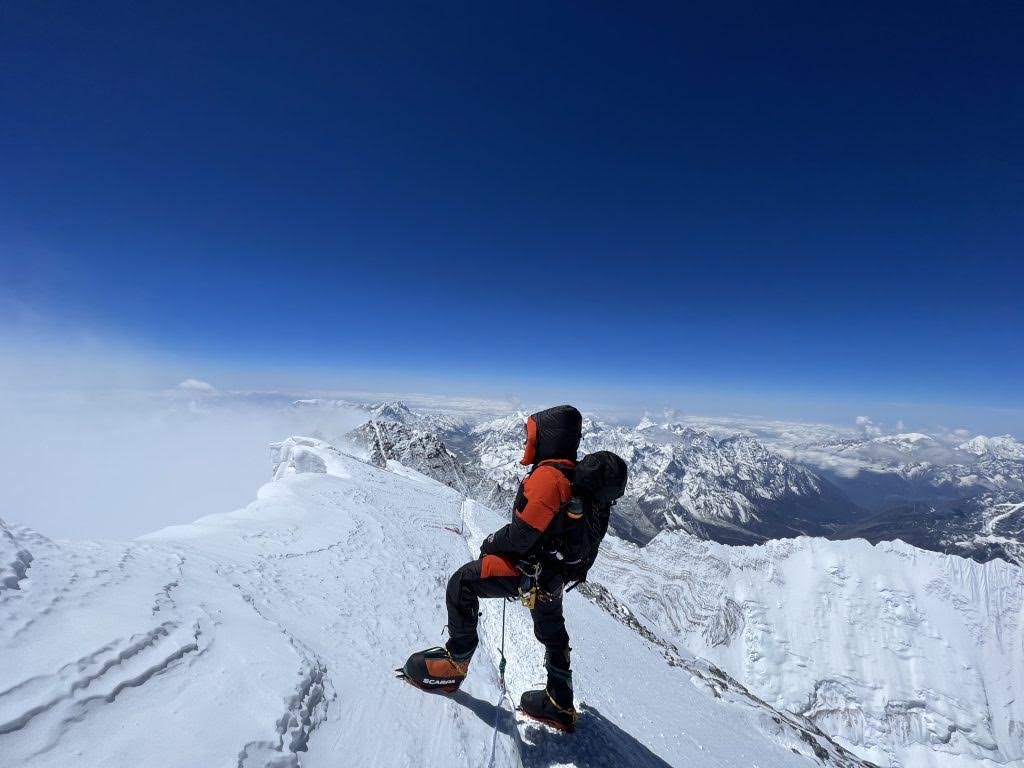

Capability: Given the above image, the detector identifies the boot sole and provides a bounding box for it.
[395,668,462,695]
[516,708,576,733]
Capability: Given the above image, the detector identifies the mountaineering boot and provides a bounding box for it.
[399,646,472,693]
[519,647,578,732]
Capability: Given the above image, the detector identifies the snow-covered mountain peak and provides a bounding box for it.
[636,412,659,431]
[960,434,1024,461]
[469,412,528,463]
[471,410,528,434]
[364,399,417,423]
[886,432,937,446]
[290,397,348,409]
[345,419,474,494]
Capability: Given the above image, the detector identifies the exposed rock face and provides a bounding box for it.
[348,420,477,495]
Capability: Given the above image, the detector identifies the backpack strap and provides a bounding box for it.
[534,460,577,512]
[534,459,575,482]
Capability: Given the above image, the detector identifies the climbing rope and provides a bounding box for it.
[484,599,510,768]
[498,599,507,691]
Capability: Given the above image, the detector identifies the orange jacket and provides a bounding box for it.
[479,458,574,561]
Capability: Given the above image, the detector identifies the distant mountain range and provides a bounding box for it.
[293,399,1024,567]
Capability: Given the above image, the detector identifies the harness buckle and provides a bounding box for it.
[516,561,542,610]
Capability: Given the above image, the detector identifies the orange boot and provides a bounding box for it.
[398,646,472,693]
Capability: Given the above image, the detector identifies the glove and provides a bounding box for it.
[479,532,496,558]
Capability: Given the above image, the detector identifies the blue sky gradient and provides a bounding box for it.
[1,2,1021,431]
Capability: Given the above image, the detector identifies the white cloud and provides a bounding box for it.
[855,415,882,437]
[178,378,217,393]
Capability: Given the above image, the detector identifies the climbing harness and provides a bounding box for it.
[516,561,541,610]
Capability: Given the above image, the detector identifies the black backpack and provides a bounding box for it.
[542,451,628,586]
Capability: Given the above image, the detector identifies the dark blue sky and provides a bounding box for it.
[1,2,1021,425]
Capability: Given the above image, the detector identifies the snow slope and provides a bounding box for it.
[1,438,509,768]
[592,530,1024,767]
[0,437,862,767]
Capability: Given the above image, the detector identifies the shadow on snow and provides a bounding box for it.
[452,690,674,768]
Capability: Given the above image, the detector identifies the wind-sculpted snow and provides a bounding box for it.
[592,529,1024,767]
[271,435,333,478]
[1,518,34,592]
[0,437,848,767]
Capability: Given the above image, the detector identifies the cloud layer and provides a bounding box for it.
[0,386,365,539]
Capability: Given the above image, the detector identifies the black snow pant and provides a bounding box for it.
[445,555,569,662]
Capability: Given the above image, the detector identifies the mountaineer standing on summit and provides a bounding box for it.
[400,405,627,732]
